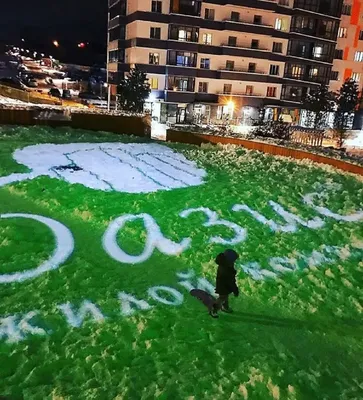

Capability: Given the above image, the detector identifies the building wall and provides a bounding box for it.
[331,0,363,92]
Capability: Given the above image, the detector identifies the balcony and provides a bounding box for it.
[217,91,263,97]
[218,66,267,74]
[223,18,273,28]
[221,43,269,51]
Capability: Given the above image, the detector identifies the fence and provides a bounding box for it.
[0,84,62,106]
[166,130,363,176]
[0,108,151,137]
[290,127,325,147]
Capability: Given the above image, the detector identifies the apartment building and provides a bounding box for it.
[330,1,363,92]
[108,0,343,124]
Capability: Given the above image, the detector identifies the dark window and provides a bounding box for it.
[226,60,235,70]
[200,58,210,69]
[342,3,352,15]
[251,39,259,49]
[228,36,237,46]
[293,0,342,18]
[335,49,343,59]
[149,53,160,65]
[168,51,197,67]
[246,85,254,95]
[170,0,202,16]
[151,0,162,13]
[205,8,215,20]
[108,49,124,63]
[231,11,240,22]
[150,27,161,39]
[269,65,280,75]
[198,82,208,93]
[253,15,262,25]
[167,76,195,91]
[109,26,125,42]
[223,84,232,94]
[287,39,335,63]
[109,0,126,19]
[272,42,283,53]
[359,31,363,40]
[266,87,277,97]
[248,63,256,72]
[330,71,339,80]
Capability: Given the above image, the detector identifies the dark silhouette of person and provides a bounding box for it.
[210,249,239,318]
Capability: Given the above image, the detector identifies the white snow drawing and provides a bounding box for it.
[0,143,207,193]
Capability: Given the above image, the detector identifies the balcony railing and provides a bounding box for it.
[221,43,269,51]
[218,67,267,74]
[218,91,263,97]
[223,18,273,28]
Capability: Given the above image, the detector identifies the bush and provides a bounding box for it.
[252,120,291,141]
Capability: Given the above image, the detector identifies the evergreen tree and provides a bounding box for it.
[118,67,151,113]
[334,79,360,148]
[302,84,335,129]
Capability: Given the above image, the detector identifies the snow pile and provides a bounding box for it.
[0,142,207,193]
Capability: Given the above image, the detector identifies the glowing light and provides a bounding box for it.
[78,42,86,48]
[227,100,235,110]
[53,41,59,48]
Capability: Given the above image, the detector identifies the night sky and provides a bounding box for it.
[0,0,108,65]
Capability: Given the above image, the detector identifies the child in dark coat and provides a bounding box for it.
[210,249,239,318]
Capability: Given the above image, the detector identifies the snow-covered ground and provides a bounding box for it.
[345,131,363,149]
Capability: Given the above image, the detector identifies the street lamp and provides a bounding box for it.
[53,40,59,48]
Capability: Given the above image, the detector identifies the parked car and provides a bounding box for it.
[78,92,101,100]
[48,88,62,98]
[0,77,27,90]
[25,78,38,88]
[62,89,72,99]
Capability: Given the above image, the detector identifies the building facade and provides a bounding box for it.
[108,0,343,125]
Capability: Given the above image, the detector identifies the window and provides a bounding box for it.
[223,84,232,94]
[231,11,240,22]
[275,18,288,31]
[309,68,318,78]
[168,76,195,92]
[292,66,302,77]
[226,60,235,70]
[228,36,237,46]
[359,31,363,40]
[200,58,210,69]
[149,53,160,65]
[246,85,254,95]
[251,39,259,49]
[342,3,352,15]
[338,27,347,38]
[149,78,158,89]
[248,63,256,72]
[313,46,323,58]
[253,15,262,25]
[176,52,194,66]
[330,71,339,80]
[266,87,277,97]
[151,0,162,13]
[352,72,361,82]
[355,51,363,61]
[205,8,215,20]
[150,27,161,39]
[198,82,208,93]
[272,42,283,53]
[269,65,280,75]
[202,33,212,45]
[335,49,343,59]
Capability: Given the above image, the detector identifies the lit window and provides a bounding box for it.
[149,53,159,65]
[149,78,158,89]
[292,66,302,77]
[355,51,363,61]
[178,30,187,41]
[309,68,318,78]
[313,46,323,58]
[275,18,288,31]
[338,27,348,38]
[352,72,361,82]
[202,33,212,45]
